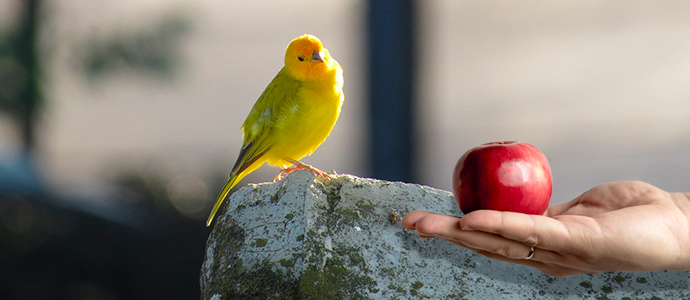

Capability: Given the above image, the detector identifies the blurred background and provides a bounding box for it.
[1,0,689,298]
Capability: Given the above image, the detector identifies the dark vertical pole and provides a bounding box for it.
[16,0,41,152]
[367,0,416,182]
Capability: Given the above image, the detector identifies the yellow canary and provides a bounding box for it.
[207,34,344,226]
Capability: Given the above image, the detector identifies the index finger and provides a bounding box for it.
[460,209,595,252]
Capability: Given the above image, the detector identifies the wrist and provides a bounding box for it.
[675,192,690,219]
[671,192,690,270]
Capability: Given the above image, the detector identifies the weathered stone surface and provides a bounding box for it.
[200,171,690,299]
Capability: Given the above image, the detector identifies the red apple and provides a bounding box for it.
[452,141,552,215]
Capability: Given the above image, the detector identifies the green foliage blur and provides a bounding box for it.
[77,14,191,82]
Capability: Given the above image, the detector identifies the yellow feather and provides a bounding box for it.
[206,34,344,226]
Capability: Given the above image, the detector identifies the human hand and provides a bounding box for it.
[402,181,690,277]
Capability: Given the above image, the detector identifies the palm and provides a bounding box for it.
[535,181,690,275]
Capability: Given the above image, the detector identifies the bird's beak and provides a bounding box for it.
[312,50,324,62]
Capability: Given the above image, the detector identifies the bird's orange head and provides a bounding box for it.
[284,34,338,82]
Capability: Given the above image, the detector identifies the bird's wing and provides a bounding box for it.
[231,68,301,175]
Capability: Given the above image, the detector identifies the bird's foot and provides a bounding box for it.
[274,159,331,181]
[274,165,300,181]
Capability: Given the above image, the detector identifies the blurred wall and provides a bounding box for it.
[5,0,687,209]
[417,1,690,203]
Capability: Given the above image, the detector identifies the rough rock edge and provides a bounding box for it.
[201,171,689,300]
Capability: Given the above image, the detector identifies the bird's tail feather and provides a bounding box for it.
[206,174,240,226]
[206,159,264,227]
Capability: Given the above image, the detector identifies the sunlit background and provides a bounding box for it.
[2,0,689,298]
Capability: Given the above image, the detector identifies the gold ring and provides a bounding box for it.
[525,246,536,260]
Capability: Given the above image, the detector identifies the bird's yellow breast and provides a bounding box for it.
[264,70,343,167]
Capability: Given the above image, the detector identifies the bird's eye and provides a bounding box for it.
[297,56,305,62]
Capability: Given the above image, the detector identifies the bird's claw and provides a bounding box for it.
[274,160,331,181]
